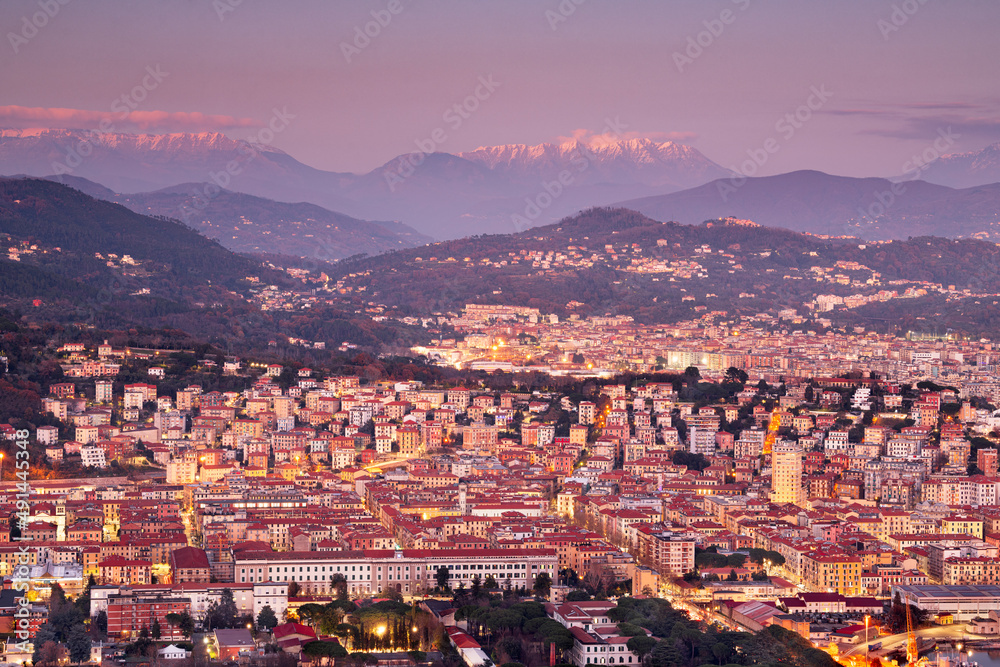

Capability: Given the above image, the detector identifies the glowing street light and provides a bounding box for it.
[376,626,386,636]
[865,615,870,664]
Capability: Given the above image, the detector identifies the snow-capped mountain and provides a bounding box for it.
[0,128,352,208]
[921,142,1000,188]
[460,138,732,189]
[0,129,731,239]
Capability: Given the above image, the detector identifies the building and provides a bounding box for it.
[978,448,999,476]
[800,551,863,596]
[772,442,804,505]
[106,591,189,639]
[99,556,152,585]
[96,380,113,403]
[80,445,108,469]
[233,548,558,597]
[634,526,696,577]
[568,627,642,667]
[894,584,1000,622]
[213,629,255,661]
[36,426,59,446]
[170,547,211,583]
[157,645,191,660]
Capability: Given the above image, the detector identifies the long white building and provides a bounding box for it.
[233,547,558,597]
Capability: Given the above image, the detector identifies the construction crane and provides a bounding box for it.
[905,599,919,666]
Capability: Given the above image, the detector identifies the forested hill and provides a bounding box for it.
[328,207,1000,334]
[0,177,272,291]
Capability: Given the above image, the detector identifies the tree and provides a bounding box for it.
[288,581,301,598]
[533,572,552,598]
[484,574,498,589]
[37,640,66,667]
[75,574,97,617]
[332,573,349,600]
[177,610,195,637]
[626,635,657,663]
[205,588,239,629]
[67,625,92,664]
[33,625,58,664]
[257,605,279,630]
[724,367,748,385]
[95,610,108,635]
[435,565,451,591]
[151,618,162,639]
[50,582,68,611]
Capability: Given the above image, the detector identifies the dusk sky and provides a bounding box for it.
[3,0,999,177]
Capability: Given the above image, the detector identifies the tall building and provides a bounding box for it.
[772,442,804,505]
[978,448,999,476]
[96,380,113,403]
[579,401,596,425]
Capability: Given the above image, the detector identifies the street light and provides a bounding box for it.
[865,615,870,664]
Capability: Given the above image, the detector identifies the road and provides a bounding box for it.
[845,625,987,656]
[363,458,409,472]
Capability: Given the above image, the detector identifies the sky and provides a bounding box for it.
[2,0,999,177]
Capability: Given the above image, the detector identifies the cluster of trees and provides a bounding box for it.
[32,583,93,665]
[204,588,253,630]
[683,548,786,584]
[298,597,432,654]
[609,598,838,667]
[456,598,572,665]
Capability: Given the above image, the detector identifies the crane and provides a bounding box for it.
[905,598,919,666]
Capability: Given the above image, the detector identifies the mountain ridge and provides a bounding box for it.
[922,141,1000,189]
[617,170,1000,240]
[0,128,731,239]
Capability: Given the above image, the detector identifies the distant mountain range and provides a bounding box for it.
[0,129,731,239]
[921,141,1000,189]
[3,128,1000,243]
[618,170,1000,240]
[39,176,432,261]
